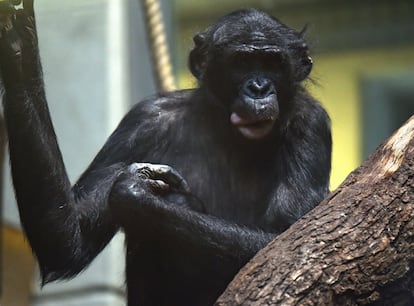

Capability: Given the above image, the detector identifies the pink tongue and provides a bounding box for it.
[230,112,274,140]
[230,112,253,126]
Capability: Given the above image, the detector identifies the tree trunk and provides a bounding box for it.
[216,116,414,306]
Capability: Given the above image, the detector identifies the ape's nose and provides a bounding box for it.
[244,78,274,99]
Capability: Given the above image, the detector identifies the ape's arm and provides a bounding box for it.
[0,2,126,283]
[110,164,277,300]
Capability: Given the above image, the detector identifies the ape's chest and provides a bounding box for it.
[146,141,276,226]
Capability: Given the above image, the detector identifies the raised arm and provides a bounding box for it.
[0,1,123,283]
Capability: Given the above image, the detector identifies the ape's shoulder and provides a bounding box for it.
[129,89,196,118]
[114,89,197,142]
[292,90,331,129]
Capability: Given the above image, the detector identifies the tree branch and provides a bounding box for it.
[216,116,414,305]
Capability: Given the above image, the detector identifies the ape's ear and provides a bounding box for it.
[293,27,312,82]
[295,53,313,81]
[189,32,208,80]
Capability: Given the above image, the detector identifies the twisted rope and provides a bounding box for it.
[141,0,176,92]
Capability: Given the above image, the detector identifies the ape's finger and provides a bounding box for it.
[155,166,190,193]
[144,164,190,193]
[127,163,191,194]
[147,179,170,193]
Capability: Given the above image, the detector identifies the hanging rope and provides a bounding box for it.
[141,0,176,92]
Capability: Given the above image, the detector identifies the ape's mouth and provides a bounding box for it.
[230,112,275,140]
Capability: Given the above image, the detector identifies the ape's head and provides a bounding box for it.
[189,9,312,140]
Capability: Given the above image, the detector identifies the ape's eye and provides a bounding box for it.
[262,53,283,70]
[230,52,280,70]
[230,53,249,67]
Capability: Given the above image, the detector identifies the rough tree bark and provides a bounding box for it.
[216,115,414,306]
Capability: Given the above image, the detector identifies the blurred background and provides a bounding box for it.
[1,0,413,305]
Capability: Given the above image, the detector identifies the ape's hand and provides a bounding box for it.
[109,163,193,227]
[0,0,36,87]
[118,162,190,194]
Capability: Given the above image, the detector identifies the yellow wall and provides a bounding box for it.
[1,226,36,306]
[311,46,414,188]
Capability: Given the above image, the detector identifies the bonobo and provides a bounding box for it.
[0,2,331,306]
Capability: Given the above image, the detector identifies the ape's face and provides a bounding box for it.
[189,10,313,141]
[218,48,285,140]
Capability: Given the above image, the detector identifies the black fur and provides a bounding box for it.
[0,4,331,306]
